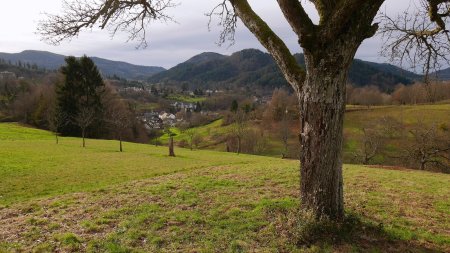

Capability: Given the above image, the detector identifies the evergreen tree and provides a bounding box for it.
[57,55,105,137]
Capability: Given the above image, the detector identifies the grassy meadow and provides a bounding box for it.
[343,104,450,165]
[0,123,449,252]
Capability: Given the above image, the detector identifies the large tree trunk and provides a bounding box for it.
[229,0,382,221]
[298,47,357,220]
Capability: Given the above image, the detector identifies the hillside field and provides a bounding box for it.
[0,123,449,252]
[159,104,450,165]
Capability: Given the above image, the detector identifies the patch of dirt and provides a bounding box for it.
[365,165,415,172]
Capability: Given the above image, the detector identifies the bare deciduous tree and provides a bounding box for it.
[354,127,385,164]
[164,126,176,157]
[347,86,386,108]
[378,116,403,138]
[380,1,450,81]
[168,136,175,157]
[253,129,269,155]
[39,0,450,220]
[404,123,450,171]
[106,103,133,152]
[74,106,95,148]
[47,108,68,144]
[230,110,247,155]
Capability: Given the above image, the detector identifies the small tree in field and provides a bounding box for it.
[46,108,68,144]
[106,103,133,152]
[354,127,385,165]
[164,126,176,157]
[404,123,450,171]
[74,107,95,148]
[168,136,175,157]
[230,110,247,154]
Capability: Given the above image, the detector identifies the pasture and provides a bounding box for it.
[0,123,449,252]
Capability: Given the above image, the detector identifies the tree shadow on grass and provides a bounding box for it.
[266,209,445,253]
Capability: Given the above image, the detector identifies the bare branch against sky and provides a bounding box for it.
[0,0,444,70]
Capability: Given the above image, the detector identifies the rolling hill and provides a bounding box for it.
[150,49,421,91]
[0,123,449,252]
[1,49,424,90]
[433,67,450,80]
[0,50,165,80]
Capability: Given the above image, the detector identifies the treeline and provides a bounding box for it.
[346,82,450,106]
[0,56,148,148]
[0,58,52,80]
[0,58,41,71]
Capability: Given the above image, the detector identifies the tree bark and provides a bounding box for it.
[169,136,175,157]
[297,44,359,220]
[119,135,123,152]
[82,129,86,148]
[237,136,241,155]
[420,156,426,170]
[230,0,384,220]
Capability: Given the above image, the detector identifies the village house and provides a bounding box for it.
[0,71,17,81]
[141,112,163,129]
[171,101,197,112]
[159,112,177,127]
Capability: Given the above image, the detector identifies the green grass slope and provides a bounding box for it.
[0,123,261,205]
[343,104,450,165]
[344,104,450,129]
[0,123,449,252]
[161,104,450,163]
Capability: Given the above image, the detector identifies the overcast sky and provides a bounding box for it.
[0,0,421,69]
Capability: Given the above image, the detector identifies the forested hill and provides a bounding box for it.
[1,49,428,90]
[150,49,421,91]
[0,50,165,80]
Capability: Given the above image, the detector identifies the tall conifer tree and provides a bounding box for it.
[57,56,105,137]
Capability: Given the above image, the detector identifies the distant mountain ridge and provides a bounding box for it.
[432,67,450,80]
[150,49,422,91]
[1,49,435,89]
[0,50,165,80]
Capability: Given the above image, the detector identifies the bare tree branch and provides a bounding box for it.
[380,0,450,79]
[37,0,177,48]
[73,106,96,148]
[403,122,450,171]
[276,0,316,49]
[206,0,238,46]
